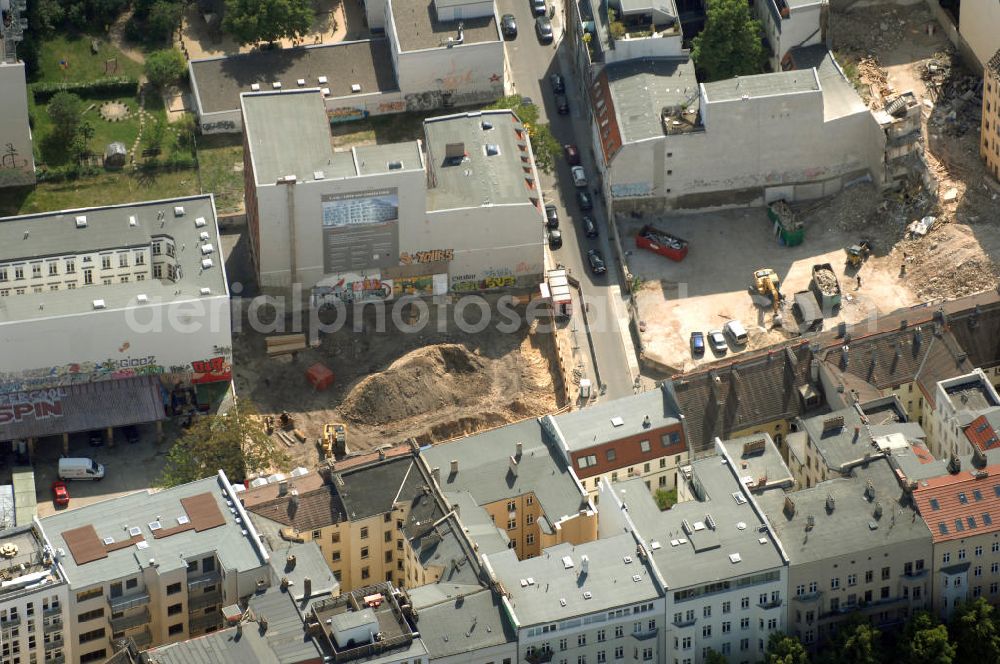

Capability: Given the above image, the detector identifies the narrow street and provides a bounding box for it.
[500,0,638,401]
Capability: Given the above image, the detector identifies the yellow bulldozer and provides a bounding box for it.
[845,239,871,269]
[320,423,347,459]
[752,268,784,327]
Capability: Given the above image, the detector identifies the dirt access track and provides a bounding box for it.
[231,298,561,468]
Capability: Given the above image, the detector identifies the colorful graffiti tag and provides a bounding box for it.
[0,388,67,425]
[395,275,436,296]
[328,107,368,123]
[399,249,454,265]
[190,356,233,385]
[313,276,394,305]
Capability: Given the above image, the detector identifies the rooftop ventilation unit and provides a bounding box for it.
[250,83,260,91]
[102,537,115,545]
[559,598,567,606]
[481,120,493,130]
[314,171,325,180]
[321,87,331,97]
[732,492,748,505]
[759,537,768,544]
[318,76,328,84]
[681,519,692,535]
[736,522,747,530]
[705,514,717,530]
[729,553,742,563]
[148,521,162,531]
[129,215,138,227]
[92,299,106,310]
[173,206,185,217]
[201,243,215,255]
[199,287,212,296]
[177,515,190,525]
[272,82,282,89]
[632,574,642,583]
[822,415,845,433]
[623,555,633,564]
[136,294,148,304]
[387,161,403,170]
[351,83,362,93]
[562,556,574,569]
[649,541,661,550]
[128,526,142,537]
[194,217,207,228]
[75,215,88,228]
[297,78,306,86]
[611,416,624,427]
[199,231,210,241]
[202,258,214,269]
[582,591,592,599]
[485,144,500,156]
[136,541,149,550]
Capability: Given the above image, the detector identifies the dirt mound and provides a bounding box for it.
[340,344,488,426]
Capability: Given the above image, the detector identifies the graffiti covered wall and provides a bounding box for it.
[0,62,35,187]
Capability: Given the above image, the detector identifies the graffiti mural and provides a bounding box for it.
[399,249,454,265]
[450,273,517,292]
[313,276,394,306]
[377,100,406,113]
[610,182,654,198]
[190,356,232,384]
[328,107,368,123]
[201,119,238,133]
[0,388,67,425]
[396,275,437,296]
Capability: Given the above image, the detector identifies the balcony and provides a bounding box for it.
[903,569,929,580]
[758,599,784,610]
[109,591,151,613]
[0,614,21,628]
[526,648,555,664]
[187,572,221,593]
[110,608,151,632]
[43,605,62,617]
[792,591,823,603]
[45,637,64,650]
[189,612,222,633]
[47,656,65,664]
[630,627,659,642]
[189,588,223,612]
[131,627,153,649]
[672,617,697,628]
[43,619,63,634]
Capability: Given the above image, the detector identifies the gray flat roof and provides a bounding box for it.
[424,110,535,210]
[619,458,786,589]
[758,459,931,565]
[0,195,227,323]
[485,533,661,626]
[190,40,397,115]
[702,69,820,103]
[443,489,511,555]
[616,0,678,18]
[551,383,681,452]
[355,143,424,176]
[800,407,926,473]
[720,434,794,492]
[39,475,265,587]
[411,588,516,658]
[243,90,336,186]
[0,526,64,602]
[390,0,499,52]
[788,45,867,121]
[606,58,698,142]
[423,417,589,524]
[267,540,339,600]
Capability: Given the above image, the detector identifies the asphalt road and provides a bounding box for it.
[499,0,637,401]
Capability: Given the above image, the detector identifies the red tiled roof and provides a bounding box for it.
[965,414,1000,452]
[912,445,936,464]
[912,465,1000,542]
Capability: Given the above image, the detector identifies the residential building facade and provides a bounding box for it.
[0,0,35,188]
[983,50,1000,180]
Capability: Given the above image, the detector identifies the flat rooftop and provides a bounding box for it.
[702,69,820,103]
[787,45,868,121]
[422,417,590,525]
[761,459,930,564]
[0,525,64,601]
[0,195,227,323]
[390,0,499,52]
[409,587,515,659]
[485,533,661,626]
[355,143,424,176]
[946,381,998,413]
[39,474,266,586]
[618,457,786,589]
[550,383,682,452]
[243,90,336,186]
[606,58,699,142]
[425,110,536,210]
[190,40,397,115]
[719,434,794,492]
[310,583,426,662]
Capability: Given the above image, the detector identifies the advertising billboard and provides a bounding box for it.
[322,188,400,273]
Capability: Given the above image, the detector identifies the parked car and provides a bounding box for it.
[555,94,569,114]
[520,95,534,107]
[51,481,69,506]
[690,331,705,357]
[501,13,518,38]
[582,215,598,238]
[58,457,105,481]
[535,15,553,43]
[724,320,749,346]
[549,73,566,94]
[563,144,580,165]
[88,430,104,447]
[545,204,559,229]
[587,249,607,275]
[122,424,140,444]
[571,166,588,188]
[548,228,563,249]
[530,0,547,16]
[576,189,593,210]
[708,330,728,355]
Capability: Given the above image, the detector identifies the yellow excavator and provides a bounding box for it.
[320,423,346,459]
[752,268,784,327]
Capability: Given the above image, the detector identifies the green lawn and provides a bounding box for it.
[196,133,245,214]
[35,34,144,84]
[0,169,200,217]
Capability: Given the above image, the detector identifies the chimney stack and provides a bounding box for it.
[450,459,459,475]
[303,577,312,599]
[286,554,297,571]
[278,480,289,496]
[515,441,523,459]
[509,455,519,477]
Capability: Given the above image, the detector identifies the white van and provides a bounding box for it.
[58,457,105,480]
[724,320,749,346]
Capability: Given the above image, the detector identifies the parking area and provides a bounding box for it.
[623,208,920,373]
[32,422,177,517]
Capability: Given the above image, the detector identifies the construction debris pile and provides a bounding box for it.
[812,266,840,295]
[831,4,914,54]
[922,51,983,138]
[856,56,893,109]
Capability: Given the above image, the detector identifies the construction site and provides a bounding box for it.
[627,0,1000,374]
[229,299,562,467]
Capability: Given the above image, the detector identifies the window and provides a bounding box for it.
[577,455,597,468]
[48,262,58,276]
[168,623,183,635]
[101,255,112,270]
[640,440,651,453]
[527,532,535,545]
[722,621,731,633]
[80,650,108,663]
[79,628,106,644]
[976,566,984,577]
[152,242,162,256]
[76,588,102,602]
[560,638,568,651]
[14,265,23,280]
[681,637,691,649]
[959,492,969,504]
[135,252,145,266]
[331,550,341,562]
[597,652,607,664]
[703,606,711,618]
[166,243,175,257]
[360,527,369,539]
[614,646,624,659]
[0,268,6,281]
[109,582,123,598]
[741,596,750,609]
[615,625,624,638]
[65,259,75,274]
[84,268,94,284]
[360,547,369,559]
[31,263,41,278]
[959,549,967,560]
[331,532,341,543]
[702,625,712,638]
[361,567,370,580]
[881,567,891,580]
[77,609,104,623]
[740,617,750,630]
[943,552,952,564]
[507,518,516,530]
[578,634,586,647]
[597,629,606,642]
[831,577,840,589]
[526,496,534,505]
[740,638,750,651]
[117,253,128,268]
[527,513,535,525]
[167,583,181,595]
[847,574,857,586]
[607,449,616,462]
[722,600,731,613]
[830,598,840,612]
[977,546,984,557]
[168,604,182,616]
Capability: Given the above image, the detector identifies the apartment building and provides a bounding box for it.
[0,0,35,188]
[37,471,270,664]
[983,50,1000,180]
[754,0,825,71]
[484,532,665,664]
[602,448,789,664]
[718,434,794,495]
[543,384,689,494]
[760,459,932,649]
[929,370,1000,460]
[0,524,69,664]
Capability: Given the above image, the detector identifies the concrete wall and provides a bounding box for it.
[983,70,1000,180]
[958,0,1000,69]
[367,0,389,29]
[604,32,685,63]
[435,0,494,20]
[394,42,506,110]
[0,61,35,187]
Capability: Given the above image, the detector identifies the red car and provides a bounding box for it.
[51,481,69,507]
[563,144,580,166]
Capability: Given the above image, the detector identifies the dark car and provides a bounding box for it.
[122,425,140,444]
[520,95,534,107]
[582,215,598,238]
[690,331,705,357]
[587,249,607,275]
[708,330,728,355]
[545,204,559,229]
[501,13,517,38]
[535,15,553,43]
[530,0,546,15]
[576,189,593,211]
[563,144,580,165]
[88,430,104,447]
[548,228,563,249]
[549,73,566,94]
[555,94,569,114]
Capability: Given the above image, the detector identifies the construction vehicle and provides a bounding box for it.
[845,239,871,269]
[320,423,347,459]
[752,268,784,326]
[810,263,842,313]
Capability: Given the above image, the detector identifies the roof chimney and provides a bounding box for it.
[642,415,651,429]
[826,494,835,512]
[278,480,289,496]
[450,459,459,475]
[509,455,519,477]
[286,554,296,571]
[516,441,523,459]
[948,454,961,474]
[303,577,312,599]
[580,555,589,575]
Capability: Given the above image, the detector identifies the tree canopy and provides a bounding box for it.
[145,48,187,89]
[766,632,810,664]
[159,400,290,487]
[487,95,559,173]
[901,611,955,664]
[691,0,765,82]
[47,92,85,141]
[950,598,1000,664]
[223,0,314,46]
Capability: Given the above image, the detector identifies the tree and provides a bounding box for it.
[766,632,810,664]
[899,611,954,664]
[70,121,95,161]
[159,400,290,487]
[146,0,185,43]
[950,598,1000,664]
[145,48,187,89]
[486,95,559,174]
[690,0,764,82]
[222,0,314,46]
[818,614,881,664]
[47,92,84,141]
[704,649,728,664]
